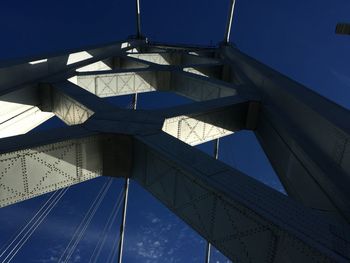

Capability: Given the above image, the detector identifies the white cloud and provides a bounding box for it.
[152,217,161,223]
[124,211,204,263]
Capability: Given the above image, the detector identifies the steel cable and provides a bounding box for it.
[2,187,69,263]
[59,179,112,263]
[106,228,122,263]
[58,179,110,262]
[63,179,112,263]
[90,188,124,263]
[0,190,59,259]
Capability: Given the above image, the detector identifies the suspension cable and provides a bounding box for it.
[2,187,69,263]
[64,179,112,263]
[58,179,110,262]
[89,188,124,263]
[106,227,122,263]
[115,93,138,263]
[59,179,113,263]
[0,190,60,258]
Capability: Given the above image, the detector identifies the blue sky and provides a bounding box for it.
[0,0,349,262]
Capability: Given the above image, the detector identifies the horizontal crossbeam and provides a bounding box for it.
[160,96,259,145]
[126,52,220,66]
[74,69,236,101]
[0,40,145,96]
[0,126,133,208]
[0,126,101,207]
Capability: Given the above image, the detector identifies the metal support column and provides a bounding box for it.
[117,93,138,263]
[205,138,219,263]
[136,0,142,38]
[117,177,129,263]
[224,0,236,43]
[214,138,219,160]
[132,93,138,110]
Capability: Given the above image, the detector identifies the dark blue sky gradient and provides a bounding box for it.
[0,0,349,262]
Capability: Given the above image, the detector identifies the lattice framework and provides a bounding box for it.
[0,37,349,263]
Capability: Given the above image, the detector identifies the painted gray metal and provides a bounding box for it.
[74,66,234,101]
[161,96,252,145]
[205,138,219,263]
[0,39,349,262]
[132,132,350,263]
[0,87,53,138]
[0,127,102,207]
[221,45,350,224]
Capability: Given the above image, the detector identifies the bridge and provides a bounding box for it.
[0,1,350,262]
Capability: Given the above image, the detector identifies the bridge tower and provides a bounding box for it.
[0,1,349,262]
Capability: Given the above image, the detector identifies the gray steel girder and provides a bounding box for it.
[75,68,235,101]
[0,40,145,96]
[1,123,348,262]
[0,40,350,263]
[0,86,54,138]
[221,45,350,223]
[0,126,133,208]
[0,126,102,207]
[160,96,259,145]
[126,52,220,66]
[51,88,94,125]
[0,94,248,208]
[131,132,350,263]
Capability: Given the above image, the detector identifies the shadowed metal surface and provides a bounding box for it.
[0,37,349,262]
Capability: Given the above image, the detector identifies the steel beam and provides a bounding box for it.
[0,87,53,138]
[0,126,134,208]
[131,132,350,263]
[50,81,117,112]
[0,126,101,208]
[0,38,349,263]
[160,96,257,145]
[171,71,236,101]
[222,45,350,223]
[126,52,220,66]
[0,117,349,262]
[74,69,236,101]
[0,40,145,96]
[51,89,94,125]
[205,138,220,263]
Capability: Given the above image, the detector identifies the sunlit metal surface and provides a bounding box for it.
[0,37,349,263]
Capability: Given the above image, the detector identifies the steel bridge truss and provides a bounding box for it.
[0,38,349,263]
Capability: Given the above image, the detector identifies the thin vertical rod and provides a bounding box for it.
[117,93,138,263]
[224,0,236,43]
[117,178,129,263]
[132,93,138,110]
[205,242,211,263]
[205,138,219,263]
[213,138,219,160]
[136,0,142,38]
